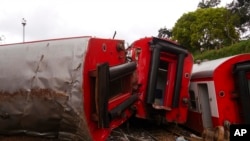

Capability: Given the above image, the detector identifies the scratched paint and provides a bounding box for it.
[0,37,91,140]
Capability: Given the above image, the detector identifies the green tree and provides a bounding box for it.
[172,8,239,52]
[158,27,172,38]
[198,0,221,8]
[227,0,250,39]
[171,12,196,51]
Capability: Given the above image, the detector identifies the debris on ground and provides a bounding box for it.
[107,117,203,141]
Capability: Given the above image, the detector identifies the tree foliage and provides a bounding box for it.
[198,0,221,8]
[172,8,239,52]
[227,0,250,38]
[158,27,172,38]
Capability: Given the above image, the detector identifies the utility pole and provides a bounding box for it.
[21,18,26,43]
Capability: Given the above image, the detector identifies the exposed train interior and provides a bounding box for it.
[154,60,168,106]
[152,56,177,111]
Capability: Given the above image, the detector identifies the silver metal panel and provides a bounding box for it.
[0,37,91,140]
[192,56,234,79]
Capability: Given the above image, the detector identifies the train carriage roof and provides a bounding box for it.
[191,54,250,79]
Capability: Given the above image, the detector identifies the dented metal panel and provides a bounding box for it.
[0,37,91,140]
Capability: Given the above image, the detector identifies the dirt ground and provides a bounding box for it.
[0,118,203,141]
[0,136,59,141]
[107,117,203,141]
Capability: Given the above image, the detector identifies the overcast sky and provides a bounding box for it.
[0,0,233,44]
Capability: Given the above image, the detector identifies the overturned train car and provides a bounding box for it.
[186,54,250,134]
[127,37,193,123]
[0,36,193,141]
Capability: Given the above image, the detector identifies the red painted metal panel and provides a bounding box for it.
[185,111,203,133]
[128,37,193,123]
[161,54,177,108]
[83,38,136,141]
[187,54,250,134]
[186,111,220,134]
[127,37,152,119]
[165,53,193,123]
[212,54,250,126]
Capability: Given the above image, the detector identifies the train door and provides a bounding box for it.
[154,60,168,106]
[234,61,250,124]
[146,38,188,109]
[198,83,213,129]
[153,56,178,109]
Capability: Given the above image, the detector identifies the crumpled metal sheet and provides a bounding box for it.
[0,37,91,140]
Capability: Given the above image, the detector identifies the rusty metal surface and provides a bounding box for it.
[0,37,91,140]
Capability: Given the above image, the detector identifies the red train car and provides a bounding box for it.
[0,37,138,141]
[0,36,193,141]
[186,54,250,134]
[127,37,193,123]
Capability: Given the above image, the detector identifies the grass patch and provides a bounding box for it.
[193,39,250,61]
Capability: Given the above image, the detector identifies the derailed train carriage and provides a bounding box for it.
[185,54,250,136]
[0,36,193,141]
[127,37,193,123]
